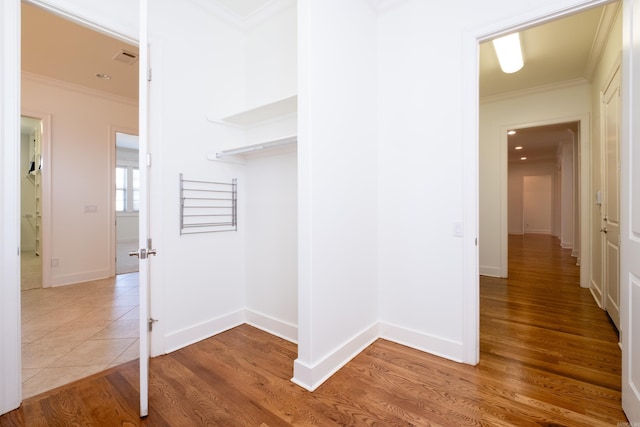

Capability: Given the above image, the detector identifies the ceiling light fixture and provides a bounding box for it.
[507,130,517,135]
[520,156,527,160]
[493,33,524,74]
[515,146,523,150]
[95,73,112,80]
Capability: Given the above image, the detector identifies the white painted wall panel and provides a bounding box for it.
[245,149,298,340]
[295,0,378,389]
[147,0,248,354]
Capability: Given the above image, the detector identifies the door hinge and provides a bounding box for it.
[148,318,158,332]
[146,153,152,167]
[475,238,478,246]
[147,67,152,82]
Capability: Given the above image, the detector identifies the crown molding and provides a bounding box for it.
[190,0,295,32]
[584,2,621,81]
[22,72,138,106]
[480,77,588,104]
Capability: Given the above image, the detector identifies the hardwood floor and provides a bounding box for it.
[0,234,626,426]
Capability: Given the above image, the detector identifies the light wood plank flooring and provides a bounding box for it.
[0,234,627,426]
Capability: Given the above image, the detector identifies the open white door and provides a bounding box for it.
[621,0,640,422]
[135,0,152,418]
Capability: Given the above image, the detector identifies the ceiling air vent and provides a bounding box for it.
[112,49,138,65]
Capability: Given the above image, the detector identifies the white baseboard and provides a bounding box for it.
[524,229,551,234]
[379,322,464,363]
[245,309,297,343]
[479,266,502,277]
[561,240,574,249]
[589,279,603,309]
[51,269,111,287]
[292,323,379,391]
[164,309,245,354]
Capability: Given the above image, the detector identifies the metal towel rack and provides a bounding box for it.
[180,174,237,234]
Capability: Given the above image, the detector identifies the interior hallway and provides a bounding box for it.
[2,235,625,425]
[21,273,139,398]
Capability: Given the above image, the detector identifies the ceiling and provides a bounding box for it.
[21,1,620,160]
[21,2,139,101]
[507,122,579,163]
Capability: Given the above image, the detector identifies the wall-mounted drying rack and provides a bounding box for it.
[207,135,297,160]
[180,173,237,234]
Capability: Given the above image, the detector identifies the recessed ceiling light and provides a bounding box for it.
[520,156,527,160]
[95,73,112,80]
[515,146,523,150]
[507,130,517,135]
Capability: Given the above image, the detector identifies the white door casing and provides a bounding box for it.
[602,63,621,330]
[621,0,640,421]
[0,0,22,415]
[138,0,150,417]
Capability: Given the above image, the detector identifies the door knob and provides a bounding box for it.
[600,227,608,234]
[129,250,140,258]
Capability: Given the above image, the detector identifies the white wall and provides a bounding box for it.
[245,148,298,341]
[22,74,138,286]
[523,175,553,234]
[147,0,248,354]
[560,141,575,248]
[509,160,557,235]
[295,0,379,390]
[479,84,590,277]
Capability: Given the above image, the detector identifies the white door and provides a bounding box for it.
[602,65,621,330]
[621,0,640,421]
[136,0,152,417]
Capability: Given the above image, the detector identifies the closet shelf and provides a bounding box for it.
[208,95,297,126]
[208,135,297,160]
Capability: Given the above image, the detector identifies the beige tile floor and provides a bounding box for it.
[21,273,140,399]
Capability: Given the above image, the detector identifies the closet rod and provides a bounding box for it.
[212,135,296,159]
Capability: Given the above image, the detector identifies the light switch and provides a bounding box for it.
[453,221,463,237]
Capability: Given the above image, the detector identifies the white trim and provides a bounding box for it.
[50,269,111,287]
[480,266,504,278]
[380,322,464,362]
[0,0,22,415]
[245,309,298,343]
[22,72,138,106]
[292,323,379,391]
[164,310,245,354]
[23,0,138,45]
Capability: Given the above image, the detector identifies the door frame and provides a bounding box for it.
[599,60,622,326]
[461,0,617,365]
[110,126,140,277]
[21,110,52,287]
[500,116,589,284]
[0,0,140,414]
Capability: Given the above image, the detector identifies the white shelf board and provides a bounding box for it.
[208,135,297,160]
[208,95,297,126]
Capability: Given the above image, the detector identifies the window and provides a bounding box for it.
[115,166,140,212]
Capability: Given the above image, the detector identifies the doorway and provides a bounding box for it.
[114,131,140,275]
[20,116,43,291]
[20,2,140,398]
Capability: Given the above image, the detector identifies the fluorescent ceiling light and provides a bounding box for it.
[493,33,524,74]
